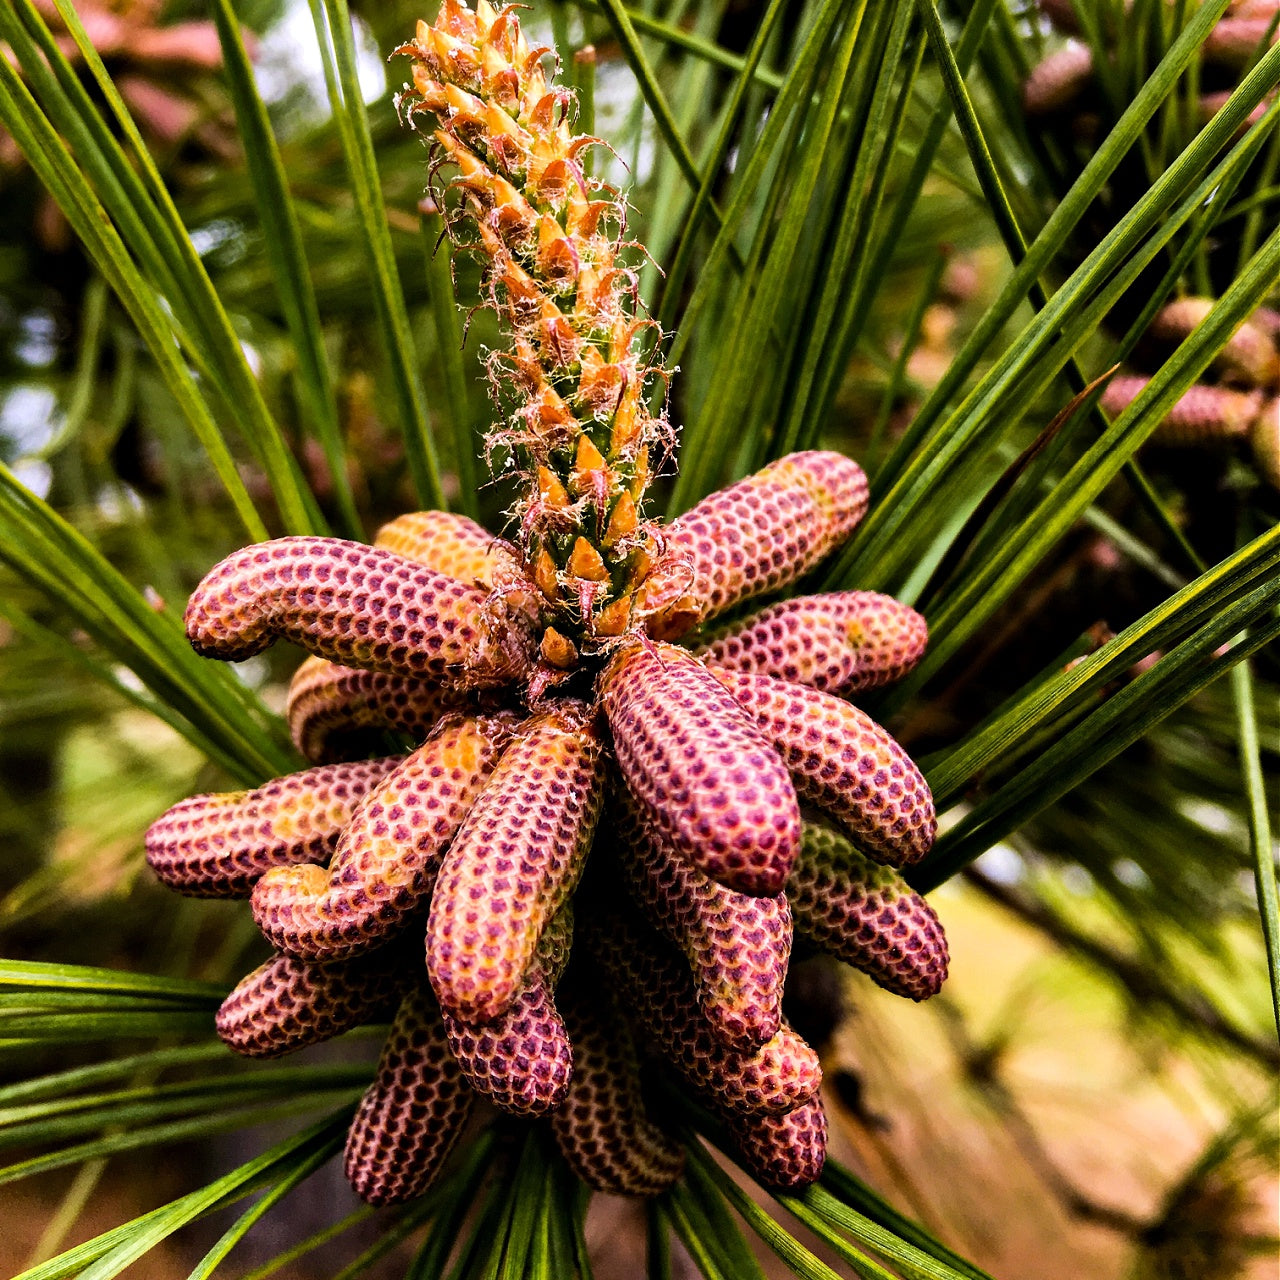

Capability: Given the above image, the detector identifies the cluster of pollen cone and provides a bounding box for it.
[1025,0,1280,490]
[145,0,949,1206]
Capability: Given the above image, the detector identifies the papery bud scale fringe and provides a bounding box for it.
[252,713,519,960]
[613,787,791,1048]
[144,757,402,898]
[551,981,685,1195]
[715,671,936,867]
[586,913,821,1117]
[344,982,474,1206]
[427,703,605,1022]
[696,591,928,696]
[395,6,670,656]
[216,950,409,1058]
[600,641,801,897]
[788,822,949,1001]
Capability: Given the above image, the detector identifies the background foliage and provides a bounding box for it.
[0,0,1276,1276]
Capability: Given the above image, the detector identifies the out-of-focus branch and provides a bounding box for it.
[962,865,1280,1070]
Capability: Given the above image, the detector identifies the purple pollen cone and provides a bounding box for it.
[144,756,402,899]
[184,536,522,686]
[143,0,950,1211]
[612,785,792,1048]
[600,640,803,897]
[250,712,519,961]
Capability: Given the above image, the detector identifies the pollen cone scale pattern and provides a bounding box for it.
[714,671,936,868]
[183,537,521,686]
[552,978,685,1195]
[285,655,470,764]
[789,821,949,1001]
[215,949,409,1058]
[440,906,576,1115]
[251,712,519,961]
[147,0,950,1210]
[343,982,474,1206]
[601,641,803,897]
[696,590,928,696]
[583,912,823,1119]
[611,786,793,1048]
[727,1097,829,1191]
[426,702,605,1023]
[145,756,402,898]
[640,451,870,640]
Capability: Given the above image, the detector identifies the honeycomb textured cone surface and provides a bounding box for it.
[586,913,821,1117]
[215,950,408,1058]
[251,713,519,960]
[1101,376,1263,445]
[286,655,472,763]
[184,537,521,686]
[144,757,402,898]
[374,509,519,587]
[726,1096,828,1191]
[427,703,605,1022]
[696,590,928,696]
[442,970,573,1115]
[1146,298,1279,387]
[715,670,936,867]
[343,982,474,1206]
[788,822,949,1000]
[282,511,518,760]
[613,788,792,1048]
[642,452,869,637]
[441,908,575,1115]
[146,0,958,1207]
[552,981,685,1195]
[600,641,801,897]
